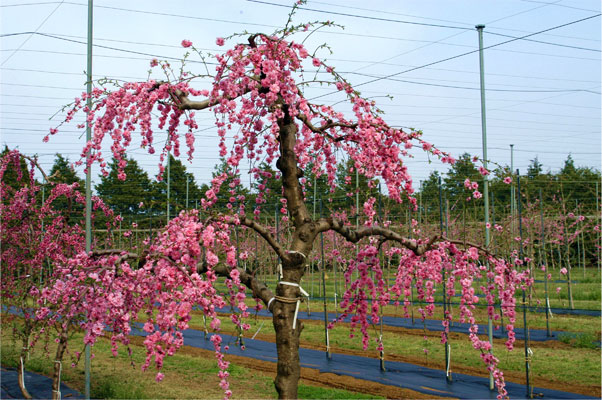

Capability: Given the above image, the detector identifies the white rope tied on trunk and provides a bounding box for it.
[278,281,309,330]
[287,250,307,260]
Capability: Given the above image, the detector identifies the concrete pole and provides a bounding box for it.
[438,176,451,382]
[84,1,93,397]
[166,152,170,223]
[476,24,494,391]
[510,144,515,236]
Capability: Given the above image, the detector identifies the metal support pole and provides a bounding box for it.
[540,189,551,337]
[84,1,93,398]
[518,171,532,399]
[355,168,359,229]
[320,197,331,359]
[476,24,494,391]
[84,0,94,399]
[510,144,515,237]
[186,175,189,210]
[378,184,385,372]
[596,181,602,272]
[166,152,170,223]
[275,201,280,280]
[438,176,451,382]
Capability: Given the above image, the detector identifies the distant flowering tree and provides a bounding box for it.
[0,150,117,399]
[44,3,529,398]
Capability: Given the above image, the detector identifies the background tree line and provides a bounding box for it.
[3,147,599,229]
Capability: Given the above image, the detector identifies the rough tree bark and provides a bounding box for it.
[271,103,315,398]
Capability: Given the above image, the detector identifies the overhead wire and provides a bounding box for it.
[1,0,64,66]
[3,63,599,94]
[247,0,472,30]
[310,13,602,100]
[485,31,600,52]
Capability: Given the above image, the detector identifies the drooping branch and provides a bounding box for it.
[318,218,439,256]
[18,154,55,183]
[318,218,496,257]
[170,76,258,110]
[90,249,138,258]
[295,113,358,140]
[443,237,495,257]
[171,89,216,111]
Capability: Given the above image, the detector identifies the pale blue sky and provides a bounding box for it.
[1,0,600,190]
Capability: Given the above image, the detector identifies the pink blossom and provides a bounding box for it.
[181,40,192,48]
[560,267,567,275]
[503,177,512,184]
[216,37,225,46]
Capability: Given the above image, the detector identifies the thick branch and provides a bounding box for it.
[276,104,312,230]
[199,263,275,311]
[295,113,357,139]
[320,218,496,258]
[19,154,54,182]
[443,237,495,257]
[170,76,257,110]
[237,217,289,262]
[171,89,216,110]
[320,218,438,256]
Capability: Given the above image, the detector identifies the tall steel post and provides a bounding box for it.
[510,144,515,236]
[166,152,170,223]
[84,1,93,398]
[438,176,451,382]
[517,172,533,398]
[476,24,494,391]
[540,189,551,337]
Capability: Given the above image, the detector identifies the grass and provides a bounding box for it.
[1,326,386,399]
[191,310,601,389]
[223,267,601,311]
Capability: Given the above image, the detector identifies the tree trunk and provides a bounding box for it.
[18,338,32,399]
[272,274,303,399]
[51,326,69,400]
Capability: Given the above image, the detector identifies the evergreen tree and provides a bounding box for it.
[154,155,203,215]
[334,158,380,216]
[1,146,32,191]
[47,154,85,223]
[250,162,282,216]
[95,156,154,217]
[199,158,250,214]
[443,153,481,201]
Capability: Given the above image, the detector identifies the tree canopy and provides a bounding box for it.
[40,5,528,399]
